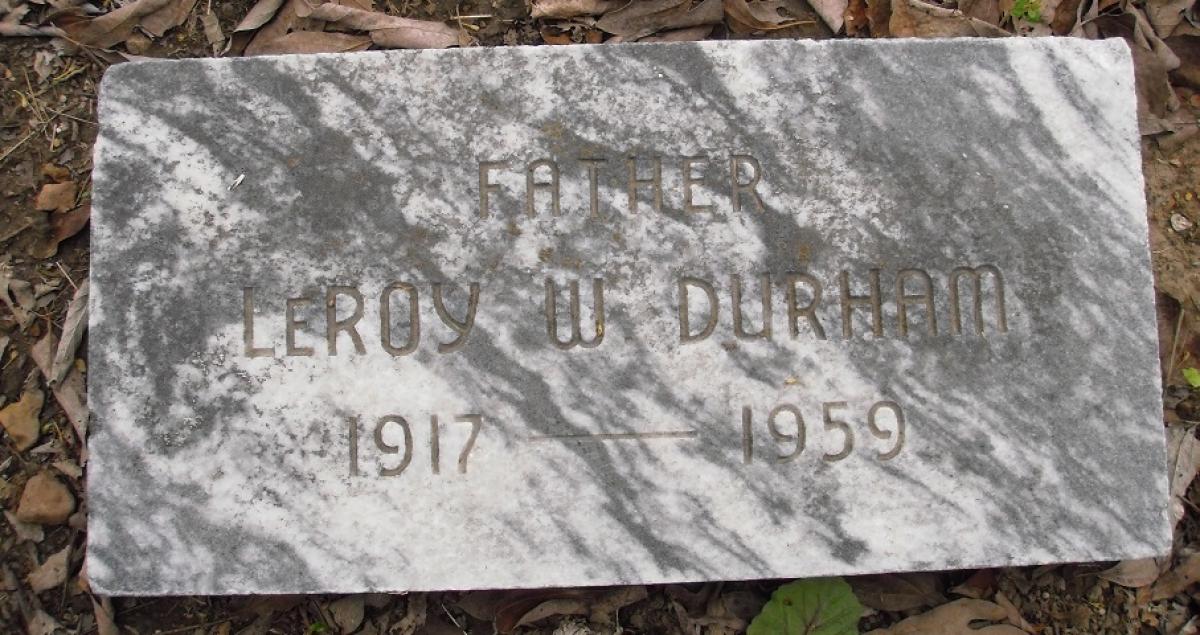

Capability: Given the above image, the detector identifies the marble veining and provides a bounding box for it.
[87,38,1169,595]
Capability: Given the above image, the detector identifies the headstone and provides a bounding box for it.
[87,38,1169,595]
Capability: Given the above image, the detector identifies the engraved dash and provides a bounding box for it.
[528,430,699,442]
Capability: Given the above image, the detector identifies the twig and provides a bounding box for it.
[55,262,78,292]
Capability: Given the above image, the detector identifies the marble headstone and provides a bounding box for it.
[88,38,1169,595]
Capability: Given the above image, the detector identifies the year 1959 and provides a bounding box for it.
[740,400,906,463]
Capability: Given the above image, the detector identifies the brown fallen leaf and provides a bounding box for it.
[540,25,575,44]
[0,388,45,451]
[1166,424,1200,526]
[890,0,1010,37]
[304,4,463,48]
[94,595,118,635]
[638,24,715,40]
[867,0,892,35]
[56,0,175,48]
[31,333,89,462]
[1152,552,1200,600]
[50,279,88,386]
[725,0,815,32]
[1167,35,1200,89]
[455,590,507,621]
[596,0,723,38]
[4,510,44,543]
[244,0,323,56]
[15,471,76,525]
[958,0,1002,26]
[493,589,597,632]
[865,599,1029,634]
[993,592,1035,633]
[590,586,648,625]
[27,609,64,635]
[845,0,870,34]
[201,9,226,55]
[512,599,589,630]
[532,0,624,18]
[227,0,287,54]
[34,182,76,213]
[1146,0,1193,37]
[52,202,91,248]
[140,0,199,38]
[851,572,947,612]
[948,569,997,599]
[27,545,70,593]
[809,0,850,31]
[247,31,373,55]
[327,595,365,633]
[1098,558,1162,588]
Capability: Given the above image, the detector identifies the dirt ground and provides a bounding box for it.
[3,0,1200,633]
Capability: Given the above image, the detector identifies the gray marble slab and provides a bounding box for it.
[87,38,1169,595]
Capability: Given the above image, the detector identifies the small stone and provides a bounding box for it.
[15,471,75,525]
[1171,213,1194,232]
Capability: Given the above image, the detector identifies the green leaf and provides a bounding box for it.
[1184,367,1200,389]
[748,577,863,635]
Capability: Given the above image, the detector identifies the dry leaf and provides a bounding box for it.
[27,609,64,635]
[890,0,1010,37]
[1152,552,1200,600]
[305,4,463,48]
[4,510,44,542]
[27,545,70,592]
[227,0,286,53]
[540,25,574,43]
[140,0,198,37]
[328,596,365,633]
[865,599,1029,634]
[639,24,715,40]
[52,201,91,249]
[57,0,175,48]
[0,388,44,451]
[948,569,997,599]
[50,279,88,386]
[1098,558,1162,588]
[725,0,815,32]
[993,592,1035,632]
[1167,425,1200,526]
[1167,35,1200,89]
[53,459,82,479]
[845,0,870,34]
[248,31,373,55]
[513,599,590,630]
[15,470,76,525]
[1147,0,1194,37]
[31,332,89,458]
[532,0,624,18]
[455,591,507,620]
[810,0,850,30]
[201,10,225,54]
[94,595,118,635]
[244,0,322,56]
[391,593,428,635]
[590,586,648,625]
[596,0,723,38]
[958,0,1001,25]
[34,182,76,213]
[852,573,946,612]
